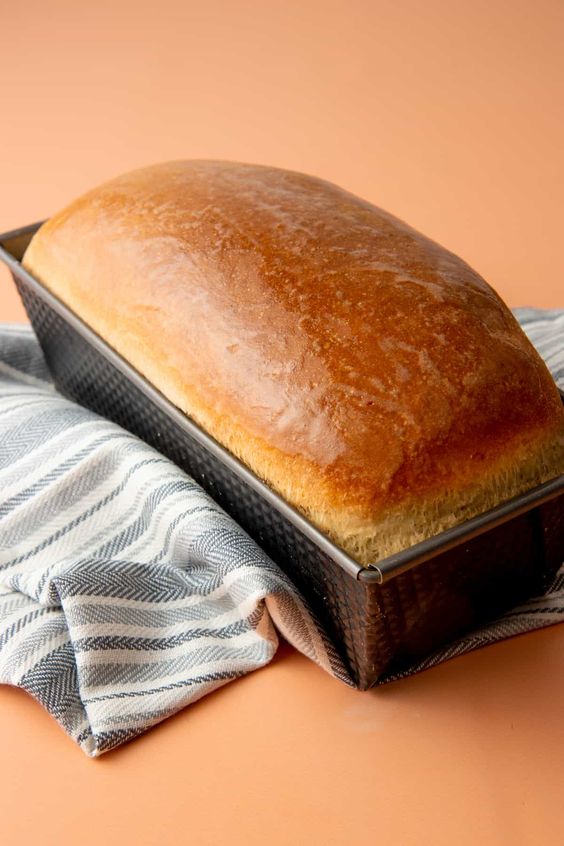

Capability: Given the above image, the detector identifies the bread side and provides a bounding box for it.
[23,161,564,564]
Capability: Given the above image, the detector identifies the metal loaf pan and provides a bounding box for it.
[2,223,564,689]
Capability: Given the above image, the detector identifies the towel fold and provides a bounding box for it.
[0,308,562,756]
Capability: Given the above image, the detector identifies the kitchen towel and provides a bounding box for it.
[0,308,562,756]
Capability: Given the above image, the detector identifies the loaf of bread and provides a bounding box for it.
[23,161,564,564]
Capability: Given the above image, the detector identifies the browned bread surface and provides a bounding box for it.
[23,161,564,563]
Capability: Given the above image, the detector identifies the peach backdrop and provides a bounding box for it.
[1,1,563,844]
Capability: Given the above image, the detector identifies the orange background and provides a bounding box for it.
[1,1,563,844]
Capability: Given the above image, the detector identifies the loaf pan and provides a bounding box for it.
[2,222,564,689]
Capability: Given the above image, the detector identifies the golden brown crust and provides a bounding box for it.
[23,161,564,563]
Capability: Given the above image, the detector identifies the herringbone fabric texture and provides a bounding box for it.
[0,309,562,756]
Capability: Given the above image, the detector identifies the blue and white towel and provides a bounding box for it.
[0,309,563,756]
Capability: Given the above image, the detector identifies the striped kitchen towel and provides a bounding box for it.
[0,308,562,756]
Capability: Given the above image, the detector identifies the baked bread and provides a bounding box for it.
[23,161,564,564]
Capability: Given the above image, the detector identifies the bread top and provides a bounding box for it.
[23,161,564,564]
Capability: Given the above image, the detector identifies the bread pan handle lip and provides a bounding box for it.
[0,221,45,262]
